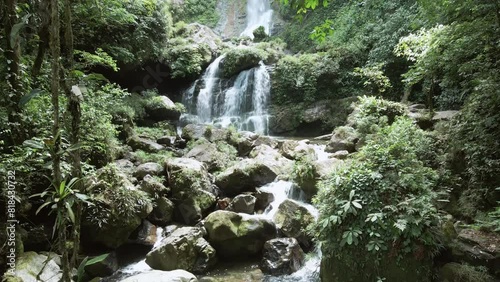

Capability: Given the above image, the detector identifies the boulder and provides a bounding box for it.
[185,142,233,172]
[314,158,344,179]
[249,145,294,176]
[145,96,182,122]
[128,220,158,247]
[254,189,275,212]
[215,159,277,196]
[261,238,305,275]
[121,270,198,282]
[203,210,276,258]
[84,252,119,278]
[148,196,175,226]
[232,131,258,157]
[138,175,169,198]
[252,136,278,149]
[182,124,229,143]
[279,140,317,161]
[166,158,217,225]
[331,150,349,160]
[325,126,358,153]
[186,23,221,55]
[220,47,267,78]
[227,194,256,214]
[146,227,216,274]
[134,162,163,180]
[157,136,173,146]
[10,252,62,282]
[128,135,164,153]
[274,200,315,250]
[114,159,135,175]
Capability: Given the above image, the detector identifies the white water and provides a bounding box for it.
[119,227,164,275]
[240,0,274,38]
[181,57,271,135]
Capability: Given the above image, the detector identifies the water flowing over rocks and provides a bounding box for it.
[261,238,305,275]
[120,270,198,282]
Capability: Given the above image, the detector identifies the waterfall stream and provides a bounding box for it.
[240,0,274,38]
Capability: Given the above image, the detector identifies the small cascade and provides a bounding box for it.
[181,58,271,135]
[241,0,274,38]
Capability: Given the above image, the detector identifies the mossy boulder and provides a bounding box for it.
[325,126,359,153]
[128,135,165,153]
[165,158,217,225]
[145,96,183,122]
[146,227,216,274]
[249,144,294,176]
[83,165,153,249]
[203,210,276,258]
[261,238,305,275]
[274,199,315,250]
[220,47,267,78]
[7,252,62,282]
[215,159,277,196]
[134,162,164,180]
[185,142,237,172]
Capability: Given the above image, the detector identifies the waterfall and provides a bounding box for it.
[240,0,274,38]
[181,58,271,135]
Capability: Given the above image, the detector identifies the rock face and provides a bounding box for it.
[215,159,277,196]
[255,189,275,212]
[186,23,221,54]
[10,252,62,282]
[227,194,256,214]
[145,96,182,122]
[204,210,276,258]
[128,220,157,246]
[134,162,163,180]
[146,227,216,274]
[120,270,198,282]
[274,200,315,250]
[166,158,217,225]
[261,238,305,275]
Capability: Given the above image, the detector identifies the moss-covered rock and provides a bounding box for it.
[204,210,276,258]
[144,96,183,122]
[7,252,62,282]
[165,158,217,225]
[274,200,315,250]
[220,47,267,78]
[215,159,277,196]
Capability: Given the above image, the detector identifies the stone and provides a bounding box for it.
[134,162,163,180]
[325,126,358,153]
[331,150,349,160]
[138,175,169,198]
[145,96,182,122]
[148,196,175,226]
[314,158,344,179]
[128,220,157,247]
[157,136,173,146]
[182,124,229,143]
[249,145,294,176]
[84,252,119,278]
[166,158,217,225]
[145,227,216,274]
[227,194,256,214]
[254,189,275,212]
[120,270,198,282]
[215,159,277,196]
[185,142,234,172]
[274,199,315,250]
[114,159,135,174]
[11,252,62,282]
[204,210,276,258]
[185,23,221,55]
[128,135,164,153]
[261,238,305,275]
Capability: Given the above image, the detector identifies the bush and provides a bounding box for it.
[253,26,268,42]
[315,117,441,281]
[170,0,220,27]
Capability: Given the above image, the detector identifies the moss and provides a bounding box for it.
[163,37,213,79]
[221,47,268,78]
[170,0,220,28]
[253,26,268,42]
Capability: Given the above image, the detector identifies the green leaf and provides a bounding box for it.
[36,202,53,215]
[19,89,44,107]
[86,253,109,265]
[23,139,44,149]
[65,202,75,223]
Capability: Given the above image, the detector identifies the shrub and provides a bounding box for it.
[253,26,268,42]
[315,117,441,281]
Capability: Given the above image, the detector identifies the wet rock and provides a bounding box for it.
[128,220,157,247]
[227,194,256,214]
[134,162,163,180]
[120,270,198,282]
[249,145,294,176]
[204,210,276,258]
[314,158,343,179]
[182,124,229,143]
[128,135,164,153]
[261,238,305,275]
[331,150,349,160]
[274,199,315,250]
[215,159,277,196]
[255,189,275,212]
[145,96,182,122]
[148,196,175,226]
[146,227,216,274]
[114,159,135,175]
[84,252,119,278]
[157,136,173,146]
[185,142,235,172]
[166,158,217,225]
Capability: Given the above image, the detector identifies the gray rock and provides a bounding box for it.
[325,126,358,153]
[432,110,459,121]
[148,196,175,226]
[227,194,256,214]
[11,252,62,282]
[249,145,294,176]
[120,270,198,282]
[145,227,216,274]
[261,238,305,275]
[134,162,163,179]
[128,136,165,153]
[128,220,158,247]
[331,150,349,160]
[157,136,173,146]
[84,252,119,278]
[215,159,277,196]
[204,210,276,258]
[138,174,169,198]
[255,189,275,212]
[274,200,315,250]
[145,96,182,122]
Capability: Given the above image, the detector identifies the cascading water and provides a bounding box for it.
[240,0,274,38]
[181,56,271,135]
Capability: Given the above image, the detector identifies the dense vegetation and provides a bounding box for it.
[1,0,499,281]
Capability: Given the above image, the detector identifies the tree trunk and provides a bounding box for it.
[4,0,25,145]
[32,0,50,79]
